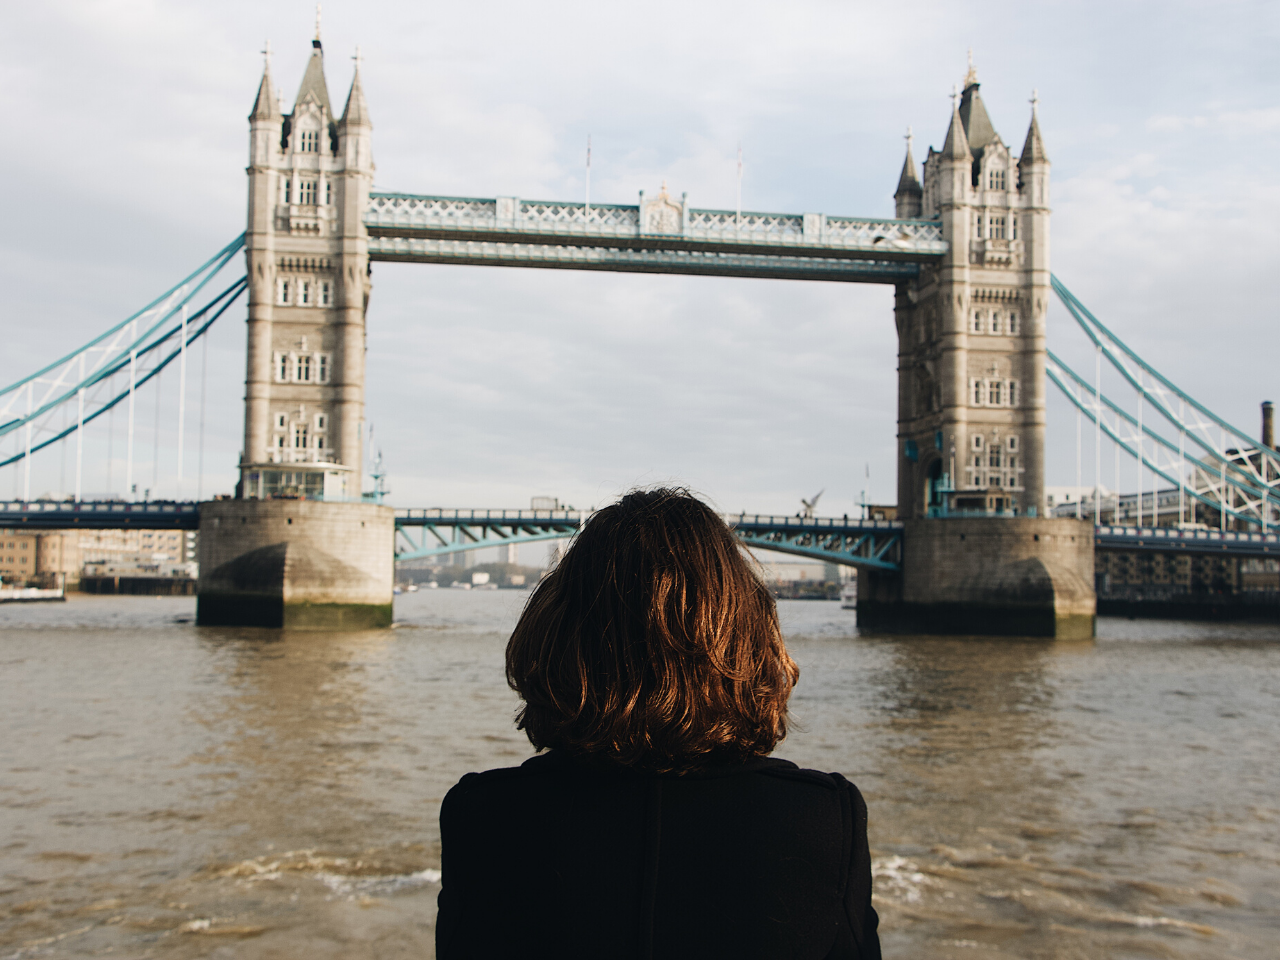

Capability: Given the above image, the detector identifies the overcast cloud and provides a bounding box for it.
[1,0,1277,517]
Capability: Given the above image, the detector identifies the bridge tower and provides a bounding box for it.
[241,34,373,500]
[196,33,393,629]
[895,66,1049,519]
[861,64,1095,638]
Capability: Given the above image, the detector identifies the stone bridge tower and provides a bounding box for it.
[196,33,393,631]
[893,66,1049,521]
[859,65,1095,639]
[240,33,373,501]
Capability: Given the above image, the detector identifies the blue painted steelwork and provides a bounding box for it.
[1050,274,1280,525]
[0,500,199,529]
[5,501,1275,563]
[732,515,902,570]
[1096,524,1280,557]
[367,238,921,283]
[394,508,587,563]
[364,193,942,283]
[0,280,248,470]
[1046,349,1270,527]
[0,234,247,471]
[394,509,903,570]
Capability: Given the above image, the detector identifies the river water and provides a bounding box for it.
[2,592,1277,959]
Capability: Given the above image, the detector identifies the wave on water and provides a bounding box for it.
[872,855,932,904]
[210,848,441,900]
[315,868,442,898]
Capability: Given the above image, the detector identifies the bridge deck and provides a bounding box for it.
[0,501,199,529]
[3,502,1272,560]
[364,193,943,283]
[1095,524,1280,556]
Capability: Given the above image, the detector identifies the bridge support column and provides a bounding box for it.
[197,499,394,629]
[857,517,1095,638]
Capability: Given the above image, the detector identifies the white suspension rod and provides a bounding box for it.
[126,345,136,503]
[1094,344,1101,525]
[23,382,32,501]
[1136,369,1144,527]
[75,386,84,503]
[1075,403,1082,520]
[177,304,188,496]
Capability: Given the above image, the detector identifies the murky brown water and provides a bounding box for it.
[2,592,1278,959]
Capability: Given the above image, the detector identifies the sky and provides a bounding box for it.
[1,0,1277,519]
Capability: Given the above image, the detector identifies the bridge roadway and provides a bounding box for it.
[363,193,943,283]
[3,501,1278,568]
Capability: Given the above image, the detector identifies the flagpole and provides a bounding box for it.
[735,143,743,228]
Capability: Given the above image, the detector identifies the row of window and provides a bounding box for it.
[972,435,1018,452]
[278,279,331,306]
[275,430,329,451]
[972,450,1018,470]
[976,214,1016,240]
[273,412,329,455]
[275,413,328,431]
[971,310,1020,335]
[299,129,321,153]
[987,169,1007,191]
[964,471,1023,489]
[970,378,1019,407]
[274,352,332,383]
[281,179,332,205]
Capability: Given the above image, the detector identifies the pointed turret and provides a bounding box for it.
[958,81,999,156]
[894,130,923,218]
[340,58,371,129]
[1019,110,1049,167]
[293,40,334,117]
[941,99,970,161]
[249,61,280,121]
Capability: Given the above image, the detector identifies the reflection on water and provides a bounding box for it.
[2,593,1277,958]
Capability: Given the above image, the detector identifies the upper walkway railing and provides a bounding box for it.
[363,193,944,283]
[1095,524,1280,556]
[0,500,199,529]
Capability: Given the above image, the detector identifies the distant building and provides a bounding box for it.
[0,531,40,584]
[0,527,196,589]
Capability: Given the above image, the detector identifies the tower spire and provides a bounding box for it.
[314,2,323,48]
[341,47,372,128]
[941,94,970,160]
[249,41,280,121]
[894,126,922,218]
[1019,90,1049,166]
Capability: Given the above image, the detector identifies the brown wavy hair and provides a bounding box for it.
[506,488,798,773]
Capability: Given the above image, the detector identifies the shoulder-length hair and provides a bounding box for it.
[506,488,798,773]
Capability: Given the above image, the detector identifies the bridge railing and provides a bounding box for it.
[728,514,903,530]
[394,507,588,524]
[1095,524,1280,555]
[0,499,200,529]
[364,193,946,259]
[393,508,904,532]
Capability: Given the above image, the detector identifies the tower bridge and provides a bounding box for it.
[5,32,1279,634]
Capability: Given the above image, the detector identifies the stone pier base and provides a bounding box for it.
[858,517,1096,639]
[196,499,394,629]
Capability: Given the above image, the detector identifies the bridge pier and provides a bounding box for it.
[197,500,394,629]
[857,517,1095,638]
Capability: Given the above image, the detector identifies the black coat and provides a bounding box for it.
[437,751,880,959]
